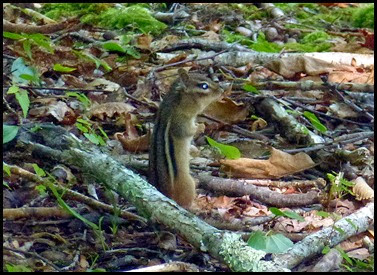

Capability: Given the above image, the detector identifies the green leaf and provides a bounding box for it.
[35,184,47,196]
[67,92,91,109]
[76,118,92,126]
[7,85,19,95]
[270,207,305,221]
[46,178,99,230]
[345,218,358,230]
[75,122,89,133]
[269,207,285,216]
[322,245,331,254]
[125,46,141,59]
[3,124,19,144]
[281,210,305,222]
[53,64,77,73]
[103,42,126,53]
[15,88,30,118]
[3,163,11,176]
[333,225,346,236]
[11,57,40,85]
[247,230,267,250]
[316,210,330,218]
[23,39,33,60]
[206,136,241,159]
[265,233,294,253]
[98,126,109,140]
[3,181,11,189]
[3,31,25,40]
[5,264,33,272]
[73,50,112,72]
[32,163,46,177]
[28,33,54,53]
[303,111,327,133]
[336,247,353,265]
[243,83,259,94]
[84,133,101,145]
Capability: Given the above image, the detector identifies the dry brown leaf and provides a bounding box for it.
[150,34,180,52]
[136,34,153,50]
[29,101,76,124]
[220,147,315,179]
[200,30,221,41]
[84,78,120,92]
[347,248,370,261]
[250,117,267,131]
[166,53,189,64]
[352,176,374,201]
[88,102,135,120]
[204,97,249,124]
[115,132,150,153]
[114,112,149,152]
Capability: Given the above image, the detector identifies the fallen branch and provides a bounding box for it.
[18,124,287,272]
[3,18,79,34]
[273,202,374,269]
[198,174,321,207]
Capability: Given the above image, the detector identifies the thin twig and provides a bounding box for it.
[153,49,228,73]
[200,114,270,142]
[283,131,374,154]
[4,247,63,271]
[283,98,373,127]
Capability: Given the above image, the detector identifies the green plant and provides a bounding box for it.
[247,230,294,253]
[53,64,76,73]
[7,85,30,119]
[67,92,91,109]
[206,136,241,159]
[11,57,41,85]
[3,32,54,60]
[32,164,109,251]
[327,172,355,200]
[303,111,327,134]
[3,124,19,144]
[5,263,33,272]
[351,4,374,29]
[75,118,108,146]
[242,83,260,94]
[73,50,112,72]
[102,41,140,59]
[269,207,305,222]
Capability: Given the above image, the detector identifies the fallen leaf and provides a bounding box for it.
[352,176,374,201]
[88,102,135,120]
[220,147,315,179]
[204,97,249,124]
[29,100,76,124]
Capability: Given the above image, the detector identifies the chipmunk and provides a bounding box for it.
[149,68,223,208]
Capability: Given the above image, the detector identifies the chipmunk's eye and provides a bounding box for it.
[198,82,209,90]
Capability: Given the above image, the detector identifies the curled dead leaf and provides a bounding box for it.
[29,100,76,124]
[220,147,315,179]
[115,132,150,153]
[88,102,135,120]
[352,177,374,201]
[204,97,249,124]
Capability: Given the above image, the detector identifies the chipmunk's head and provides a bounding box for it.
[176,68,223,111]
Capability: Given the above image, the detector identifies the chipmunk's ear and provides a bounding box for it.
[178,68,190,85]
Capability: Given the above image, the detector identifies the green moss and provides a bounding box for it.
[41,3,110,20]
[41,3,166,35]
[277,3,374,30]
[301,31,330,43]
[98,6,166,35]
[222,30,282,53]
[352,4,374,29]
